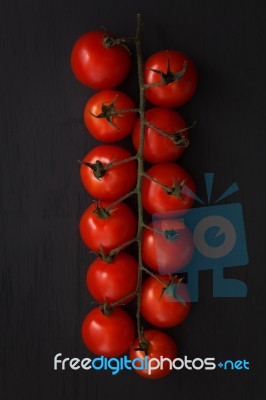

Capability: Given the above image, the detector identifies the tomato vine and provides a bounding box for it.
[73,12,197,378]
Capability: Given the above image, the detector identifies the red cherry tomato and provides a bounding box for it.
[132,108,188,163]
[86,252,138,304]
[142,163,196,216]
[71,30,131,89]
[82,307,135,357]
[144,50,197,108]
[142,219,194,273]
[80,145,137,201]
[129,329,178,379]
[141,275,191,328]
[79,201,137,253]
[84,90,136,142]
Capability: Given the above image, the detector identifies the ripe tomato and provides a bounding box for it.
[132,108,188,163]
[129,330,177,379]
[71,30,131,89]
[141,275,191,328]
[142,163,196,216]
[144,50,197,108]
[142,219,194,273]
[79,201,137,252]
[86,252,138,304]
[82,307,135,357]
[80,145,137,201]
[84,90,136,142]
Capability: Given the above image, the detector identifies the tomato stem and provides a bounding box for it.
[108,237,138,258]
[142,172,169,191]
[142,223,180,241]
[103,34,137,48]
[105,188,137,212]
[143,172,186,199]
[110,155,138,168]
[144,120,196,147]
[142,266,168,287]
[114,108,140,114]
[142,223,167,237]
[109,291,137,307]
[133,13,147,340]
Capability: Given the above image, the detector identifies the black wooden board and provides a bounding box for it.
[1,0,266,398]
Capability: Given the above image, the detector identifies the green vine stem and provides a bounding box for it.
[133,13,145,339]
[105,188,137,212]
[142,172,170,191]
[108,238,138,258]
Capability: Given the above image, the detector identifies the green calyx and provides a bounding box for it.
[149,57,187,85]
[100,301,113,316]
[102,33,131,53]
[80,159,112,180]
[93,202,110,219]
[159,280,187,306]
[163,178,186,199]
[134,330,149,355]
[89,96,122,129]
[96,244,115,264]
[171,132,189,147]
[170,121,196,147]
[103,34,116,48]
[163,229,179,242]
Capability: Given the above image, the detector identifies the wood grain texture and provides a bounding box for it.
[1,0,266,398]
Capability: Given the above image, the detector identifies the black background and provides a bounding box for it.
[1,0,266,399]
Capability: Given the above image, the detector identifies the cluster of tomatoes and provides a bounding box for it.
[71,24,197,379]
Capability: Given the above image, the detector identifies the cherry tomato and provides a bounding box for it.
[142,163,196,216]
[71,30,131,89]
[84,90,136,142]
[141,275,191,328]
[80,145,137,201]
[144,50,197,108]
[132,108,188,163]
[82,307,135,357]
[129,329,177,379]
[79,201,137,253]
[142,219,194,273]
[86,252,138,304]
